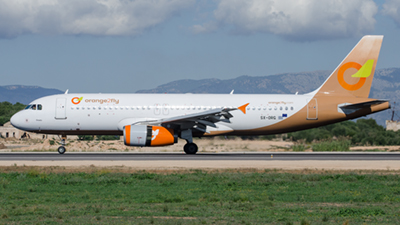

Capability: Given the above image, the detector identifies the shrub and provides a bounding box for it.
[287,118,400,147]
[312,139,350,152]
[96,135,120,140]
[260,135,276,140]
[292,144,307,152]
[78,135,94,141]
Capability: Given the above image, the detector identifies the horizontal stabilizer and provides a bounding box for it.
[338,100,389,114]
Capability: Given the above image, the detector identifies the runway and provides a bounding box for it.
[1,152,400,161]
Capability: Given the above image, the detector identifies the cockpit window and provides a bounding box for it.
[24,104,42,110]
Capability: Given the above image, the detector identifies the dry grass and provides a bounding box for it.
[2,165,400,175]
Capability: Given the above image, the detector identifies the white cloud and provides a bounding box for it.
[383,0,400,28]
[193,0,378,41]
[0,0,194,38]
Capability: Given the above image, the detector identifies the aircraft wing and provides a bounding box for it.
[132,107,239,133]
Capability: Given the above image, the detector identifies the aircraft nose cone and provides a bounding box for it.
[10,112,22,129]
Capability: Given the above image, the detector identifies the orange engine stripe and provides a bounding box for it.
[125,125,131,145]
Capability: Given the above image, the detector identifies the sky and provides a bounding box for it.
[0,0,399,93]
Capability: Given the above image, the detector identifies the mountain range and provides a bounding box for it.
[0,85,63,104]
[2,68,399,126]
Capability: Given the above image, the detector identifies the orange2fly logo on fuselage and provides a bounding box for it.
[71,97,83,105]
[337,59,374,91]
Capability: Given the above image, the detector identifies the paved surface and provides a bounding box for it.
[1,152,400,161]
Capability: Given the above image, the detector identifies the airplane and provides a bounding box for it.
[10,35,390,154]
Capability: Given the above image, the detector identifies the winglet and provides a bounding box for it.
[238,103,249,114]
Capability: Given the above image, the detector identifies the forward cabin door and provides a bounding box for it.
[307,98,318,120]
[55,98,67,119]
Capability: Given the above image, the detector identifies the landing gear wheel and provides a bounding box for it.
[184,143,198,154]
[58,146,66,154]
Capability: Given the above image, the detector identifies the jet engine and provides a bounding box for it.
[123,125,176,146]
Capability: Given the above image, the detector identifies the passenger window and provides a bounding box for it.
[285,106,288,111]
[32,104,37,110]
[38,104,42,110]
[291,107,294,110]
[279,106,282,110]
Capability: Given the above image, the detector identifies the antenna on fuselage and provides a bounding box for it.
[230,90,234,94]
[65,89,69,94]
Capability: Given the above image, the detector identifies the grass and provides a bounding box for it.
[0,169,399,224]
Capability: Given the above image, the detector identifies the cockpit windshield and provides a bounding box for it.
[24,104,42,110]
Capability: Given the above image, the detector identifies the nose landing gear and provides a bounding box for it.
[57,135,67,154]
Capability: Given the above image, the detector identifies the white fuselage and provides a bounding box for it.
[10,93,310,136]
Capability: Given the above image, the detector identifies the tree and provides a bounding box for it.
[0,102,26,126]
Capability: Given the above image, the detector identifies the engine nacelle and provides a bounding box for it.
[123,125,176,146]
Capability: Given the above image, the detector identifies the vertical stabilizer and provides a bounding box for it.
[315,35,383,98]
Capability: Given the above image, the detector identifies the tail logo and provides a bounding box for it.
[71,97,83,105]
[337,60,374,91]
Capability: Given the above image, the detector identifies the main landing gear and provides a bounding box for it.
[57,135,67,154]
[181,129,198,154]
[184,142,198,154]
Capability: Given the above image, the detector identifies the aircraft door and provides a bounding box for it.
[55,98,67,119]
[307,98,318,120]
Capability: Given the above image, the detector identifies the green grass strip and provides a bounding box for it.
[0,171,400,224]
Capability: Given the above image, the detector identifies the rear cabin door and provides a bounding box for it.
[307,98,318,120]
[55,98,67,119]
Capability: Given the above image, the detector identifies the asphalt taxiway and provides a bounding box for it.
[2,152,400,170]
[0,152,400,161]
